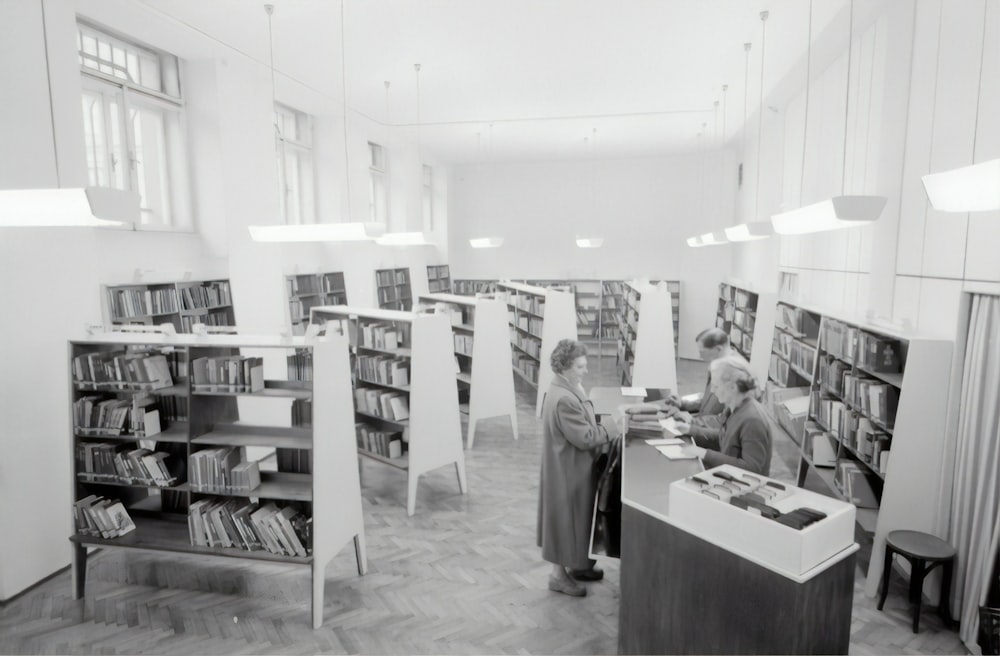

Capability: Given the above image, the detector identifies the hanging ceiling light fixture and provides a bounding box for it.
[576,126,604,248]
[249,1,384,242]
[922,3,998,212]
[0,187,134,228]
[771,0,886,234]
[469,122,504,248]
[726,11,774,242]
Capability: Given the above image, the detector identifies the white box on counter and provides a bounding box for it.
[668,464,856,577]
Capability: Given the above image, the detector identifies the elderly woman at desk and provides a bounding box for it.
[676,354,772,475]
[537,339,613,597]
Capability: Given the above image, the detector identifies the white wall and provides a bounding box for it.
[0,0,447,600]
[448,152,736,359]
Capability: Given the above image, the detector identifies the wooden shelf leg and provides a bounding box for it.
[407,471,420,517]
[72,543,87,600]
[454,458,468,494]
[354,533,368,575]
[311,558,325,629]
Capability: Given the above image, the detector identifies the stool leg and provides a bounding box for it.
[911,560,927,634]
[877,546,894,611]
[939,558,956,628]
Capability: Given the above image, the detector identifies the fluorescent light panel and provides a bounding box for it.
[771,195,887,235]
[575,237,604,248]
[725,221,773,242]
[375,231,432,246]
[922,158,1000,212]
[0,187,136,227]
[699,231,729,245]
[247,222,386,242]
[469,237,503,248]
[686,236,704,247]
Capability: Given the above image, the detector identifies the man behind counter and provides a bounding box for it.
[624,327,733,444]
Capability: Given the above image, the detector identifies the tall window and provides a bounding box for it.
[77,21,189,229]
[422,164,433,230]
[368,141,387,225]
[274,104,315,225]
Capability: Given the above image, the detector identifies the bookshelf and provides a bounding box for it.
[375,267,413,311]
[416,293,518,448]
[716,280,776,384]
[617,281,677,392]
[310,306,467,515]
[286,271,347,336]
[495,281,578,416]
[69,332,367,629]
[770,302,821,389]
[426,265,452,293]
[453,279,499,296]
[104,279,235,333]
[772,302,953,596]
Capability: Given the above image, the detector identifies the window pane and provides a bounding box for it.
[130,104,173,225]
[81,92,107,187]
[107,97,126,189]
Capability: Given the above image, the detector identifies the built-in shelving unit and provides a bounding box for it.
[716,280,776,384]
[310,305,467,515]
[495,281,577,416]
[773,301,953,596]
[286,271,347,336]
[453,280,499,296]
[69,332,366,629]
[375,267,413,311]
[617,281,677,392]
[426,265,451,293]
[416,293,518,448]
[104,279,235,333]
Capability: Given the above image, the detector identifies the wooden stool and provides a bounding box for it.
[877,530,957,633]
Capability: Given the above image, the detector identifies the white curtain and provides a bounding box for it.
[948,294,1000,652]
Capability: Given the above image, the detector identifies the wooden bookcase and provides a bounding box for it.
[310,306,467,515]
[716,280,776,384]
[286,271,347,336]
[69,332,366,629]
[416,293,518,449]
[617,281,677,392]
[426,265,451,293]
[453,279,498,296]
[772,302,953,596]
[374,267,413,311]
[104,279,235,333]
[496,281,578,416]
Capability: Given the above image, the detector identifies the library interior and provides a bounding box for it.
[1,0,999,654]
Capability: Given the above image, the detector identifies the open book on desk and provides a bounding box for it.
[658,417,686,437]
[655,444,700,461]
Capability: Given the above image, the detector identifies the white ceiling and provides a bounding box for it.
[134,0,852,164]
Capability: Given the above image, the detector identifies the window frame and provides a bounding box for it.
[274,103,316,225]
[368,141,387,226]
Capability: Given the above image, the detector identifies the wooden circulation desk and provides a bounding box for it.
[618,436,857,655]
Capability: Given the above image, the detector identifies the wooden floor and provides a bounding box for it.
[0,357,968,654]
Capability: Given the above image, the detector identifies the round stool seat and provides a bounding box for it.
[887,530,957,561]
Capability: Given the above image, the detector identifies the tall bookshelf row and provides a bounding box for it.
[770,301,953,597]
[310,306,467,515]
[426,265,451,293]
[716,281,776,384]
[453,279,499,295]
[104,279,235,333]
[495,281,577,415]
[616,281,677,393]
[69,333,367,628]
[415,293,518,448]
[375,268,413,311]
[286,272,347,335]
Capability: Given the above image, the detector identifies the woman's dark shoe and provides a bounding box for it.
[569,566,604,581]
[548,576,587,597]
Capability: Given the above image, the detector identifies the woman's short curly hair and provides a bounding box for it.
[550,338,587,374]
[710,354,759,394]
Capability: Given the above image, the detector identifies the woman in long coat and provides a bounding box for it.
[537,339,611,597]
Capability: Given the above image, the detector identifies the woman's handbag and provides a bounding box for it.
[589,435,623,558]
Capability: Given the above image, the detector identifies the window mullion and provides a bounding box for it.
[120,87,139,193]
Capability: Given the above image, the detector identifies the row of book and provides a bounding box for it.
[375,269,409,287]
[454,280,497,295]
[74,495,136,538]
[359,321,409,351]
[510,331,541,359]
[734,308,755,333]
[74,396,160,435]
[454,334,474,356]
[179,281,231,310]
[353,386,410,421]
[844,375,900,427]
[286,350,313,382]
[427,280,451,293]
[289,296,324,322]
[788,340,817,375]
[291,398,312,427]
[191,355,264,392]
[858,331,904,373]
[777,304,820,339]
[513,353,539,384]
[76,443,176,486]
[820,319,858,362]
[189,447,261,494]
[355,423,404,458]
[508,293,545,316]
[834,461,880,508]
[188,499,310,557]
[357,354,409,388]
[108,287,178,319]
[73,351,175,388]
[819,355,851,396]
[811,395,892,473]
[180,310,232,333]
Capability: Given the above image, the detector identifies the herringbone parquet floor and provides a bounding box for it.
[0,357,969,655]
